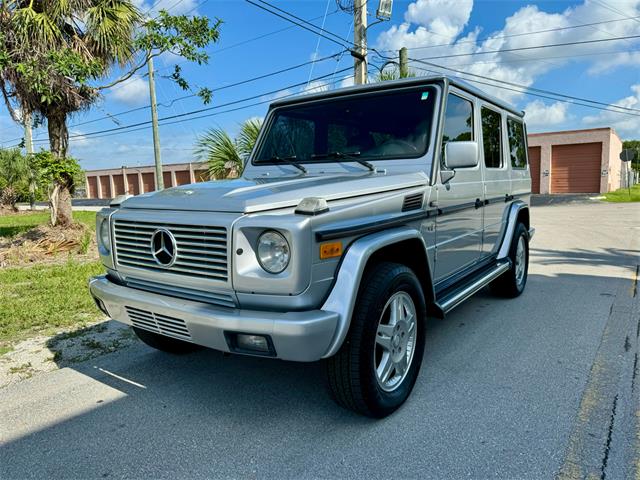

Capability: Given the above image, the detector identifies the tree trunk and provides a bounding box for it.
[47,110,73,227]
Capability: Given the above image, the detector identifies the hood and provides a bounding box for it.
[119,172,429,213]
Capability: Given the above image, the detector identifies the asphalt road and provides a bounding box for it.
[1,200,639,479]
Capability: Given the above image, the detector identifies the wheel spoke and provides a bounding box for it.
[391,297,403,324]
[376,332,393,351]
[377,353,395,383]
[396,355,408,375]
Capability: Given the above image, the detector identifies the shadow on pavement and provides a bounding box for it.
[0,267,635,479]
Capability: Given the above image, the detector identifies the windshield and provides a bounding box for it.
[254,86,437,165]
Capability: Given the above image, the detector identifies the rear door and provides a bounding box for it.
[434,90,483,282]
[479,105,510,256]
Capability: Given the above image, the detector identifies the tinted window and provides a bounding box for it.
[441,94,473,160]
[255,87,436,164]
[507,118,527,169]
[481,107,503,168]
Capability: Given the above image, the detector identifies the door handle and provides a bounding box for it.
[474,198,483,209]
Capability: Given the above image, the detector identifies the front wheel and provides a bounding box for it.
[324,262,427,418]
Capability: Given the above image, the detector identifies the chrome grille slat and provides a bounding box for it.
[114,219,229,281]
[124,277,236,308]
[126,306,191,341]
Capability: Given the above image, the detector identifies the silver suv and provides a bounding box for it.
[90,76,534,417]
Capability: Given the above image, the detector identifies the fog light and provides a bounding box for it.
[237,334,269,352]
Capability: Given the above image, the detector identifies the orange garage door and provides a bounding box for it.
[551,143,602,193]
[528,146,541,194]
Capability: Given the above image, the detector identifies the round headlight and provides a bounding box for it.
[257,230,290,274]
[99,219,111,252]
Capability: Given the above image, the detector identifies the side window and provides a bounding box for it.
[507,118,527,169]
[481,107,503,168]
[441,93,473,163]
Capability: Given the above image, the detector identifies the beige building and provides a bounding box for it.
[85,127,629,199]
[85,162,209,199]
[527,127,625,194]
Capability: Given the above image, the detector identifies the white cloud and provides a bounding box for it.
[132,0,198,17]
[405,0,473,40]
[110,76,149,106]
[301,80,330,94]
[375,0,640,104]
[582,84,640,137]
[340,75,355,88]
[523,100,570,130]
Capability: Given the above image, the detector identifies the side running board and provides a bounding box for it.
[435,259,511,314]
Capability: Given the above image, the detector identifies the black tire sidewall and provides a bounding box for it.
[354,263,427,417]
[510,223,529,294]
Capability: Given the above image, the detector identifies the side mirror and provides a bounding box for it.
[444,141,479,169]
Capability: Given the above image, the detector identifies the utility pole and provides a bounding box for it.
[399,47,408,78]
[23,111,36,209]
[353,0,368,85]
[147,54,164,191]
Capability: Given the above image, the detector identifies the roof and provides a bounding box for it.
[528,127,621,140]
[270,75,524,117]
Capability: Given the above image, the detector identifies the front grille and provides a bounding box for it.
[126,306,191,341]
[125,277,236,308]
[114,220,228,281]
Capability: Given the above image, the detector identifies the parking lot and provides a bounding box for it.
[1,199,639,479]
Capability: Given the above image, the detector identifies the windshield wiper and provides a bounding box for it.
[311,151,375,172]
[267,155,307,174]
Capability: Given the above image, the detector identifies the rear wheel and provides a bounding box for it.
[324,262,427,418]
[132,327,201,354]
[491,222,529,298]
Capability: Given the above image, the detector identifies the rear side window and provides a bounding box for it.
[481,107,503,168]
[441,93,473,161]
[507,118,527,169]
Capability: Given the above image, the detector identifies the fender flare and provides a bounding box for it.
[497,201,533,260]
[320,226,434,358]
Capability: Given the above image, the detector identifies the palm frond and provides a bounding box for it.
[237,117,263,158]
[195,128,242,180]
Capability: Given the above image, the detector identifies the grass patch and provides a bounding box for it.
[0,260,104,345]
[0,211,96,238]
[602,184,640,202]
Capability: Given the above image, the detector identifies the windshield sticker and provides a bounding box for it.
[421,92,430,100]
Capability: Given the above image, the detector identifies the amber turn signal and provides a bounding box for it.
[320,241,342,259]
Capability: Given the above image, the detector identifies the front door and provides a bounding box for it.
[434,91,483,283]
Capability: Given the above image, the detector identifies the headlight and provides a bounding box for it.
[256,230,290,274]
[99,219,111,252]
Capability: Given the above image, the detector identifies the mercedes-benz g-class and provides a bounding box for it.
[90,76,534,417]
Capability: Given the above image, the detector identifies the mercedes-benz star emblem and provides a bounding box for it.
[150,228,177,267]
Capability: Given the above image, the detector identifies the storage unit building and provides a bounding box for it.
[527,127,625,194]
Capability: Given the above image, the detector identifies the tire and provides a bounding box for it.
[324,262,427,418]
[132,327,201,354]
[490,222,529,298]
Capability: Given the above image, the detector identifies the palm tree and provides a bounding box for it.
[375,67,416,82]
[0,2,221,226]
[0,148,31,210]
[0,1,140,225]
[195,118,264,179]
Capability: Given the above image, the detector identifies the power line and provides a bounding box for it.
[378,15,640,54]
[254,0,353,47]
[245,0,354,49]
[408,57,640,117]
[2,52,346,144]
[23,67,353,146]
[406,34,640,61]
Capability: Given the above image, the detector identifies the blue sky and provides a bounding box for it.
[1,0,639,171]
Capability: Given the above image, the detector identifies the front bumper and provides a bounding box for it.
[89,275,339,362]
